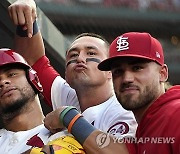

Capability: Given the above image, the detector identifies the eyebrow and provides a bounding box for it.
[67,47,78,54]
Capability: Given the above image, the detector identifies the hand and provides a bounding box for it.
[8,0,37,38]
[44,106,68,134]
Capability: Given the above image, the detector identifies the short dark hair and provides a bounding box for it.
[66,33,110,56]
[74,33,110,47]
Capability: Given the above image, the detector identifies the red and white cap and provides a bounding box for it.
[98,32,164,71]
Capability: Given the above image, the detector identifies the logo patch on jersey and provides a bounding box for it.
[107,122,129,135]
[26,134,44,148]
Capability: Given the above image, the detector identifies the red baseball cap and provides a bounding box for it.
[98,32,164,71]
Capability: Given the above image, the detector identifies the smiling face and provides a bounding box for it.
[0,66,36,116]
[111,57,168,111]
[65,36,112,89]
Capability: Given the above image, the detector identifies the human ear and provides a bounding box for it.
[107,71,112,79]
[160,64,168,82]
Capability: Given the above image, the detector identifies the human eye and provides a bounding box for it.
[132,65,143,71]
[112,68,123,77]
[8,72,17,77]
[69,52,79,58]
[87,51,96,56]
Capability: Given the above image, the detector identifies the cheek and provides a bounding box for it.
[65,64,73,75]
[112,78,120,91]
[65,67,74,84]
[141,72,158,84]
[65,71,70,83]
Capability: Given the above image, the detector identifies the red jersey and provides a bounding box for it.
[135,85,180,154]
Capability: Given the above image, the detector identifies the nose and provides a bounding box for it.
[122,71,134,83]
[76,52,86,63]
[0,77,11,89]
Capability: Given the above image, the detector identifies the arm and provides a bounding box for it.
[83,130,129,154]
[8,0,45,66]
[44,107,131,154]
[8,0,80,109]
[8,0,57,107]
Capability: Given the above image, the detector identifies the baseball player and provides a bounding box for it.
[0,48,48,153]
[0,48,85,154]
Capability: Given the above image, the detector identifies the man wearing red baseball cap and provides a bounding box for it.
[97,32,180,153]
[43,32,180,153]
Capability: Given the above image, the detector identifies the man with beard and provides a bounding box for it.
[8,0,137,139]
[44,32,180,154]
[0,48,85,154]
[0,48,48,153]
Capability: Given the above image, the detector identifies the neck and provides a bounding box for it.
[3,96,44,132]
[75,82,114,112]
[133,104,151,123]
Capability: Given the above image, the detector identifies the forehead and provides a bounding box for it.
[68,36,107,51]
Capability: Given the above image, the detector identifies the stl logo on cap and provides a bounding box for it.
[116,36,129,51]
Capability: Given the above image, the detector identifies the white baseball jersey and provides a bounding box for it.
[0,124,50,154]
[51,76,137,138]
[33,56,137,138]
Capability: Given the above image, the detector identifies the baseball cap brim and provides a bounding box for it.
[98,54,157,71]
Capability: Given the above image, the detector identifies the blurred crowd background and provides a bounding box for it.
[1,0,180,85]
[36,0,180,85]
[36,0,180,12]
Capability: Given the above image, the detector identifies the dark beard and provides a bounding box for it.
[117,85,158,111]
[0,88,36,122]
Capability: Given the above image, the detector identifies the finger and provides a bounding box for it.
[32,7,37,21]
[16,5,26,26]
[55,128,65,132]
[24,9,33,38]
[44,122,58,134]
[51,129,59,134]
[44,117,51,130]
[8,6,12,20]
[8,5,18,25]
[23,25,28,31]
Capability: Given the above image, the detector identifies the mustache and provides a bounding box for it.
[66,58,101,67]
[120,83,139,91]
